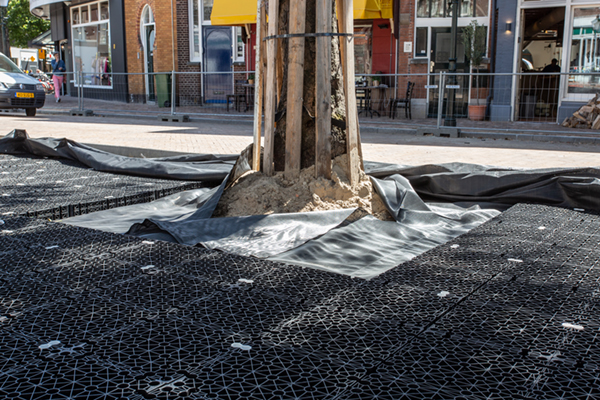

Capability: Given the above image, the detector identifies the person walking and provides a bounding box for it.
[51,52,66,102]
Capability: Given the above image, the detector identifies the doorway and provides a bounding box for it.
[141,6,155,103]
[203,26,232,104]
[516,7,565,121]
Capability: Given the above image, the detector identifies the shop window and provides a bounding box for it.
[71,1,111,88]
[415,27,428,58]
[568,7,600,97]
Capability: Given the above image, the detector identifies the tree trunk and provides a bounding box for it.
[273,0,347,171]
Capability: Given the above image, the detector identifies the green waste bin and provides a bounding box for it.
[155,73,172,108]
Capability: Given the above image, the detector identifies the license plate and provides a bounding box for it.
[16,92,34,98]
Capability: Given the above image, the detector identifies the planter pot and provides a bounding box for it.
[248,80,254,85]
[468,104,486,121]
[372,80,379,87]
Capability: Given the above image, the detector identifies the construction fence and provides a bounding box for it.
[45,71,600,134]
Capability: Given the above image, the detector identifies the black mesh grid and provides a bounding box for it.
[0,154,207,219]
[1,202,600,398]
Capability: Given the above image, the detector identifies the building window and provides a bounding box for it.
[71,1,111,88]
[417,0,488,18]
[415,27,428,57]
[189,0,214,62]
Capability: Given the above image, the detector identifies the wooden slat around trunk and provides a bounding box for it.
[284,0,307,179]
[252,0,266,171]
[315,0,332,179]
[263,0,279,176]
[337,0,360,186]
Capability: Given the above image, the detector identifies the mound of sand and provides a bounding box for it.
[213,154,392,220]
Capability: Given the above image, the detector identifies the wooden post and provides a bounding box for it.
[337,0,361,186]
[252,0,266,171]
[284,0,307,179]
[315,0,332,179]
[263,0,279,176]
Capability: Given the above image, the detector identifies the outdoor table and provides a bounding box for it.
[237,83,255,112]
[355,85,388,118]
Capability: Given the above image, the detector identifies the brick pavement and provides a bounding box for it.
[1,112,598,169]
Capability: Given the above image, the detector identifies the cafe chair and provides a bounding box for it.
[390,81,415,119]
[227,80,248,112]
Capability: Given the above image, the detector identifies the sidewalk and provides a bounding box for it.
[41,94,598,138]
[1,112,599,169]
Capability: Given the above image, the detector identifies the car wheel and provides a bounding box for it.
[26,108,36,117]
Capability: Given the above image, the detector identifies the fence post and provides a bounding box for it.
[171,71,176,116]
[79,70,84,112]
[437,71,445,129]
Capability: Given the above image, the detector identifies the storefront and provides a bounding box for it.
[30,0,127,101]
[492,0,600,122]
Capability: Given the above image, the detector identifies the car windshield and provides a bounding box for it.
[0,53,23,73]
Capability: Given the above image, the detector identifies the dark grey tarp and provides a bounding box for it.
[365,161,600,210]
[0,130,235,182]
[5,131,600,279]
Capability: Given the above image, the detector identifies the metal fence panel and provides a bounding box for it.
[38,71,600,135]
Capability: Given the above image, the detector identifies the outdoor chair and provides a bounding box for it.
[227,80,248,112]
[390,81,415,119]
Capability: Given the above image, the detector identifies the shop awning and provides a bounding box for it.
[210,0,258,26]
[211,0,391,26]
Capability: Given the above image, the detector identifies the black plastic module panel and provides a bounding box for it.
[1,204,600,399]
[0,154,206,219]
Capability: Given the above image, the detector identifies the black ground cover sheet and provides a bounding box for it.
[0,204,599,399]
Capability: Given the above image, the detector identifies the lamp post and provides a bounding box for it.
[444,0,460,127]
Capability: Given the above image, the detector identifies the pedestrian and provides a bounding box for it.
[51,52,66,102]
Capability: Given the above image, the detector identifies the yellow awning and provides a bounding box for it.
[210,0,258,26]
[380,0,393,19]
[353,0,382,20]
[211,0,385,26]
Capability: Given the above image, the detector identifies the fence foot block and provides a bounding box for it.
[69,109,94,117]
[417,127,460,138]
[158,115,190,123]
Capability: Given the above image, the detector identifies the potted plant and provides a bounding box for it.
[462,20,487,121]
[248,73,255,85]
[371,74,382,87]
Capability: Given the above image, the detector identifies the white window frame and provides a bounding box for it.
[414,0,491,60]
[71,1,112,88]
[188,0,202,62]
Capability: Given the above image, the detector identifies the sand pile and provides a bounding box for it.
[213,154,392,220]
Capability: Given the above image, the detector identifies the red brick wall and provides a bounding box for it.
[175,0,202,105]
[124,0,178,100]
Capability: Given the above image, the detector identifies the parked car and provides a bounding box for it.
[0,52,45,117]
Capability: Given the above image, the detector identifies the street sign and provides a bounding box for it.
[425,85,438,89]
[447,85,460,89]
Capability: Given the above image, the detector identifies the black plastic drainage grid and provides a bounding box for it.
[0,154,207,219]
[0,204,599,399]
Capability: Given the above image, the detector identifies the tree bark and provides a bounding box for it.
[273,0,347,171]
